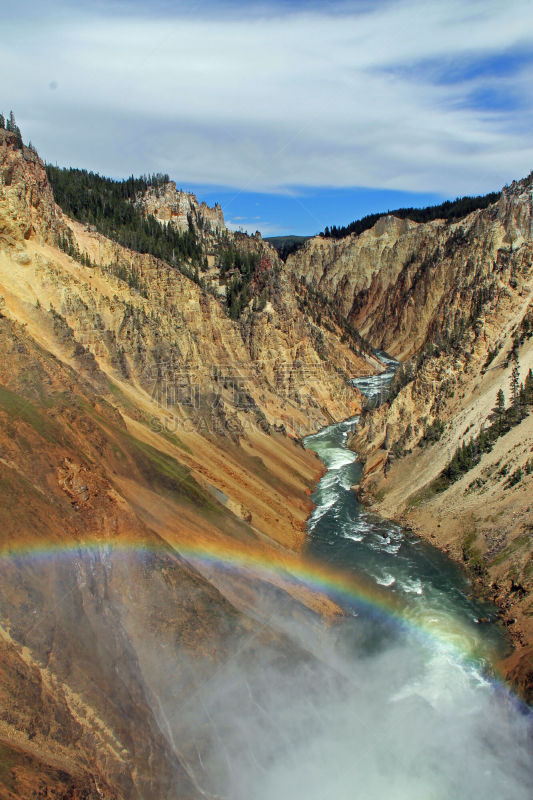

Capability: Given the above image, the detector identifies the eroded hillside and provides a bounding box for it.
[0,129,373,797]
[287,174,533,696]
[287,182,532,360]
[2,117,533,797]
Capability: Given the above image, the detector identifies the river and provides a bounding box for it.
[263,365,533,800]
[303,415,505,665]
[305,363,510,664]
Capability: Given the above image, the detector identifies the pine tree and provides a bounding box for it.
[509,352,520,422]
[5,111,23,148]
[494,387,506,433]
[0,113,4,130]
[525,368,533,404]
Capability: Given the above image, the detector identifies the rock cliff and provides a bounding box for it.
[288,173,533,697]
[0,130,60,246]
[3,120,533,797]
[0,126,368,798]
[287,180,533,360]
[134,181,225,235]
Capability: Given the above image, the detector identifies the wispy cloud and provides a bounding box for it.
[6,0,533,194]
[226,218,279,236]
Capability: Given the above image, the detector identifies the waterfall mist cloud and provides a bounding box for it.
[6,0,533,195]
[110,542,533,800]
[2,545,532,799]
[139,594,533,800]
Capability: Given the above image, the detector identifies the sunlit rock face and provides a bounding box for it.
[292,174,533,697]
[287,175,533,360]
[0,129,60,245]
[0,116,368,798]
[0,130,373,439]
[1,125,533,798]
[134,181,226,235]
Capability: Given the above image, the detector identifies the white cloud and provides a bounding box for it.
[6,0,533,194]
[226,218,279,236]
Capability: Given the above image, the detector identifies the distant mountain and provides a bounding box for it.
[264,234,311,260]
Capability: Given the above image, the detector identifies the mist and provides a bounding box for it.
[131,580,532,800]
[2,543,531,799]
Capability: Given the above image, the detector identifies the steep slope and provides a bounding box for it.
[287,180,532,359]
[0,130,363,797]
[290,174,533,696]
[0,311,341,798]
[350,293,533,696]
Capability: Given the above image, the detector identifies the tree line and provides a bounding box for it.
[321,191,500,240]
[46,165,203,275]
[0,110,23,149]
[437,357,533,490]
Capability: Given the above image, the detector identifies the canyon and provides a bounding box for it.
[0,124,532,798]
[0,128,372,798]
[287,175,533,697]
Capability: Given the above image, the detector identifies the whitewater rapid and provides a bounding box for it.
[304,364,507,668]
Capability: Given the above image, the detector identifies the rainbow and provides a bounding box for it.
[0,534,507,682]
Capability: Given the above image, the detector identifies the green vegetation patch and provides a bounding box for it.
[46,166,203,281]
[406,481,443,508]
[0,385,59,442]
[155,425,192,454]
[106,379,138,414]
[120,429,217,511]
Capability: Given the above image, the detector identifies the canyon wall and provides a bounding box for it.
[2,119,533,798]
[0,129,360,798]
[287,180,532,359]
[288,173,533,696]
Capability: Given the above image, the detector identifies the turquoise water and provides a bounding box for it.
[304,415,506,665]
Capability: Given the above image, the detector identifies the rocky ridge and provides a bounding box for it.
[133,180,225,235]
[287,180,533,359]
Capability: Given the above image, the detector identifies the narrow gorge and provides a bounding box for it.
[0,127,532,799]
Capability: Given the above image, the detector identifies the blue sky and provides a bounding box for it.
[187,185,443,236]
[4,0,533,235]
